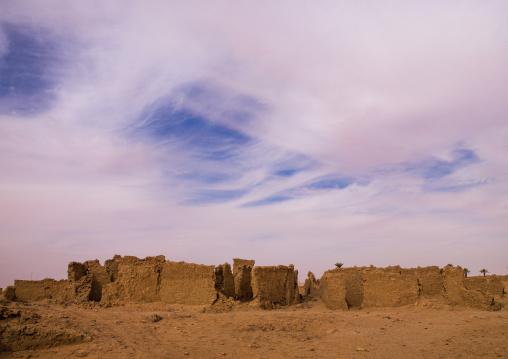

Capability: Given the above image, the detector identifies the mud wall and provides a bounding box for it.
[235,265,253,301]
[102,256,165,303]
[2,286,16,301]
[308,266,504,311]
[315,272,347,310]
[464,276,505,297]
[251,265,299,307]
[362,267,420,308]
[13,279,73,302]
[329,268,364,308]
[67,256,235,305]
[214,263,235,298]
[233,258,255,276]
[68,262,87,281]
[159,261,217,305]
[412,266,443,296]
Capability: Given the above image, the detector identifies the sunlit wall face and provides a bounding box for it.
[1,1,507,288]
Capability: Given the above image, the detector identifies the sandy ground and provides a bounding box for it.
[1,298,507,359]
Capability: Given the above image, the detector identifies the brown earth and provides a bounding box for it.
[1,298,508,359]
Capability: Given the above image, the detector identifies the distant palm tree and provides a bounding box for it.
[480,268,489,277]
[335,262,344,268]
[447,264,454,267]
[463,268,470,278]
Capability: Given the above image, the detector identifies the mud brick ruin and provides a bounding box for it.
[1,256,506,311]
[304,265,506,311]
[2,256,299,308]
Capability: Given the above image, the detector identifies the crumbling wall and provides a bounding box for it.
[305,267,367,310]
[214,263,235,298]
[233,258,255,300]
[251,265,299,307]
[303,272,317,297]
[233,258,255,276]
[312,266,418,310]
[104,255,123,282]
[2,286,16,301]
[362,267,419,308]
[286,267,299,305]
[13,279,73,302]
[73,275,95,302]
[316,272,348,310]
[67,260,106,302]
[310,265,502,311]
[412,266,443,297]
[442,266,465,305]
[67,262,86,281]
[464,276,505,297]
[84,260,110,301]
[103,255,165,303]
[335,268,364,308]
[159,261,217,305]
[235,265,253,301]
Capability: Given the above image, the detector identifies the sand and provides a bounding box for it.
[1,298,507,359]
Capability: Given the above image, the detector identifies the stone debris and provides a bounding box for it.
[150,314,163,323]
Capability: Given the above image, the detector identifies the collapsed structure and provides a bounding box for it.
[2,256,299,308]
[304,265,505,311]
[1,257,505,311]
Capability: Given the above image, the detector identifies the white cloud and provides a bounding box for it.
[1,1,508,287]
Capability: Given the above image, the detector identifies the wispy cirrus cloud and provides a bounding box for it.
[1,1,508,288]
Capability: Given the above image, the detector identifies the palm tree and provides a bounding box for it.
[447,264,454,267]
[480,268,489,277]
[335,262,344,268]
[463,268,470,278]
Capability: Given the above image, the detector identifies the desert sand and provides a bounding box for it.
[1,296,508,359]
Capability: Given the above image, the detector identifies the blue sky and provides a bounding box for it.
[1,1,508,288]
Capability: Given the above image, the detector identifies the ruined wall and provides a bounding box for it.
[303,272,317,297]
[233,258,255,276]
[234,265,253,301]
[308,266,504,311]
[251,265,299,307]
[13,279,73,302]
[67,262,87,281]
[285,266,299,305]
[232,258,255,301]
[214,263,235,298]
[104,255,123,282]
[159,261,217,305]
[499,275,508,298]
[6,256,506,311]
[103,256,165,303]
[84,260,110,301]
[411,266,443,297]
[464,276,505,297]
[67,260,107,302]
[2,286,16,301]
[441,265,464,305]
[362,267,419,308]
[315,272,348,310]
[334,268,364,308]
[315,266,419,309]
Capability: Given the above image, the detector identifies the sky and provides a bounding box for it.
[1,1,507,289]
